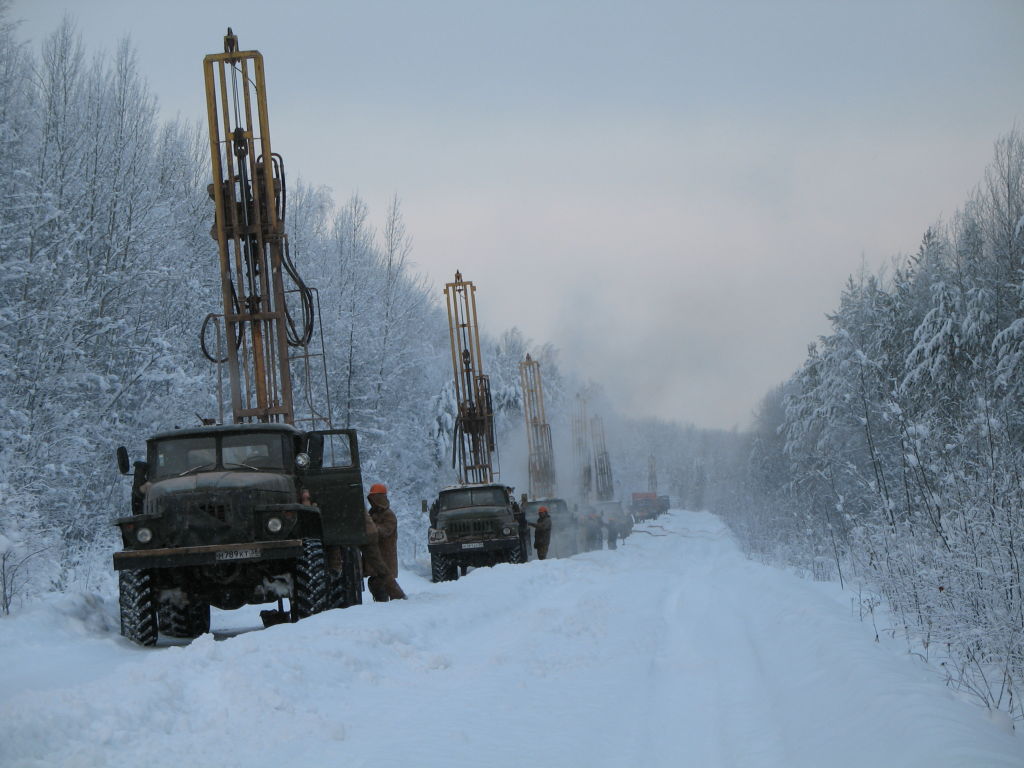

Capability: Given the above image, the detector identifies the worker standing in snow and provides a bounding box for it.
[579,508,599,551]
[365,483,407,601]
[528,505,553,560]
[605,510,619,550]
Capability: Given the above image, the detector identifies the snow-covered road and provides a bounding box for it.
[2,511,1021,767]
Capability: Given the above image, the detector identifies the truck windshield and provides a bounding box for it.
[222,433,286,470]
[439,487,507,511]
[152,437,217,479]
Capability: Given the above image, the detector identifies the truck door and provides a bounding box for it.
[301,429,367,546]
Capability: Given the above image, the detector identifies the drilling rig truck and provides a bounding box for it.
[111,30,366,645]
[519,353,576,557]
[426,272,529,582]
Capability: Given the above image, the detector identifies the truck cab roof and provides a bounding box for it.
[148,422,305,442]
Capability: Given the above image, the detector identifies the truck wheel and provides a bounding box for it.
[329,545,363,609]
[507,543,526,564]
[431,554,457,583]
[119,570,158,647]
[158,598,211,639]
[291,538,329,620]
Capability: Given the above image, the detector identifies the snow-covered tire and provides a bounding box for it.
[507,543,526,564]
[329,545,363,609]
[119,570,158,647]
[431,554,457,583]
[158,598,211,639]
[291,538,329,620]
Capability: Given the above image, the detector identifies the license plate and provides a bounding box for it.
[461,542,484,549]
[216,548,260,561]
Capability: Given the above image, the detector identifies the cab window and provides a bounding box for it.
[152,437,216,479]
[222,433,286,470]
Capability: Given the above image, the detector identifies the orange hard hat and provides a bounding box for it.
[538,506,548,513]
[368,483,388,495]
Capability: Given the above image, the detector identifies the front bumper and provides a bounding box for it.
[427,536,520,556]
[113,539,304,571]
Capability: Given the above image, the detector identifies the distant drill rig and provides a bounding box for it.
[519,355,577,557]
[591,414,614,502]
[444,270,496,485]
[520,354,555,500]
[572,393,593,503]
[425,271,530,580]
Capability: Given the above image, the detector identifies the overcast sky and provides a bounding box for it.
[13,1,1024,429]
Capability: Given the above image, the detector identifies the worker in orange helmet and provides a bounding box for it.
[364,483,407,601]
[528,505,553,560]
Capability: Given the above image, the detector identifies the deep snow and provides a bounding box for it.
[1,510,1021,768]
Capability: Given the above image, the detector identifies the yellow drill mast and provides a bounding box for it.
[519,354,556,500]
[203,29,315,425]
[444,271,495,485]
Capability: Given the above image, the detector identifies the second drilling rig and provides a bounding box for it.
[519,354,577,557]
[425,272,530,582]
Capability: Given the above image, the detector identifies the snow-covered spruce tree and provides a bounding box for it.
[728,130,1024,720]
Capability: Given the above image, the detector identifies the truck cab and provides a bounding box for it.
[427,483,527,582]
[113,423,366,645]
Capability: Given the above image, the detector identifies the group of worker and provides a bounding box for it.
[579,508,631,551]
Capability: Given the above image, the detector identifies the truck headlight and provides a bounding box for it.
[428,528,447,543]
[266,517,283,533]
[136,527,153,544]
[501,526,512,536]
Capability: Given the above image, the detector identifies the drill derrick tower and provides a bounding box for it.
[648,455,658,494]
[445,271,496,485]
[202,28,318,426]
[572,393,593,502]
[519,354,556,500]
[591,415,614,502]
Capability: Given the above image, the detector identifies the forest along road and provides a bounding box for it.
[2,511,1022,768]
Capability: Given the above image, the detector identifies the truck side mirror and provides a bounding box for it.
[421,499,428,514]
[116,446,130,475]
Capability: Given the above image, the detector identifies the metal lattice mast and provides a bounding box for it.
[592,415,614,501]
[648,454,658,494]
[520,354,556,499]
[572,393,592,502]
[203,29,306,424]
[444,271,495,485]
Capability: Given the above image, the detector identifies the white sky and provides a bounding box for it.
[12,0,1024,429]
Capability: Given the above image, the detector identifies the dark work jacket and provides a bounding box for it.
[531,514,552,550]
[369,504,400,579]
